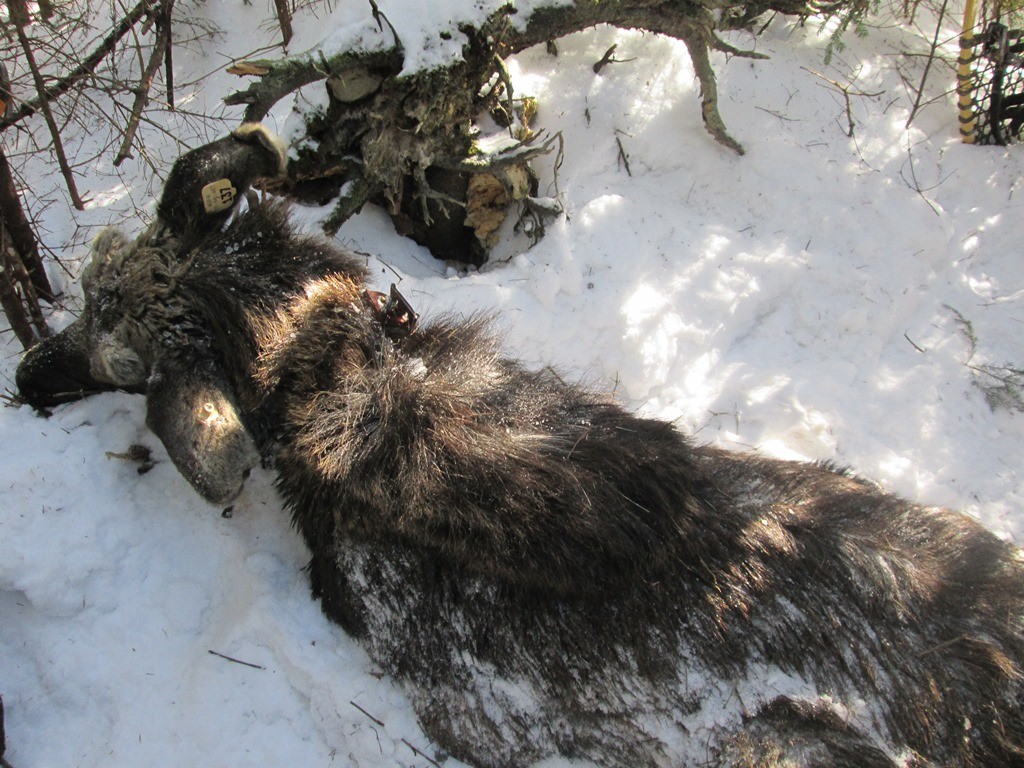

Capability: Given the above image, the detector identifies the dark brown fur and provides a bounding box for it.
[16,132,1024,767]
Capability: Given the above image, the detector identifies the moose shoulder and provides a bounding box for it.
[17,127,1024,768]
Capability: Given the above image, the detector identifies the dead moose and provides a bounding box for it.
[16,126,1024,768]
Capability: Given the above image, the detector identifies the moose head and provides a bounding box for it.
[16,124,342,505]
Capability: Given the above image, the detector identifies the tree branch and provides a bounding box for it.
[273,0,294,47]
[225,48,404,123]
[9,0,86,209]
[115,0,175,166]
[218,0,851,260]
[0,241,42,349]
[0,148,52,301]
[904,0,949,129]
[801,66,884,138]
[323,175,375,235]
[0,0,152,132]
[681,27,746,154]
[223,0,789,149]
[163,0,175,110]
[436,132,561,173]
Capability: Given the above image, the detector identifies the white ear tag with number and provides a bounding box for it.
[201,178,237,214]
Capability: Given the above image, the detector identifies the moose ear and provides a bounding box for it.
[156,123,287,238]
[145,354,259,506]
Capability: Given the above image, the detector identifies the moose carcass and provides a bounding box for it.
[16,127,1024,768]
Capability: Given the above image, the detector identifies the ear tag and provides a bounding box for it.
[201,178,237,214]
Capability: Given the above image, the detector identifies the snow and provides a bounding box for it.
[1,1,1023,766]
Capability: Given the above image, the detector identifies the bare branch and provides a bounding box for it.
[615,131,632,175]
[225,48,403,122]
[115,0,175,166]
[682,28,745,154]
[9,0,86,208]
[802,66,884,138]
[164,0,175,109]
[904,0,949,129]
[0,0,152,132]
[592,44,638,73]
[0,149,52,301]
[0,242,44,349]
[436,132,561,173]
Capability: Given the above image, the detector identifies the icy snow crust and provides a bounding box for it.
[2,1,1023,766]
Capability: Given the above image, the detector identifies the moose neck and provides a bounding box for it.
[169,202,371,413]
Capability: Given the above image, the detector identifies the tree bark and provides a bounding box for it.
[224,0,842,263]
[0,142,50,350]
[0,149,52,302]
[274,0,294,47]
[0,243,42,349]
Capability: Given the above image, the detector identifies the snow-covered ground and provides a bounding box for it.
[1,1,1022,766]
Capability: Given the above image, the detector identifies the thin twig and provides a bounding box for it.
[402,738,442,768]
[1,693,7,765]
[755,106,799,122]
[615,132,632,176]
[349,700,386,727]
[901,140,943,216]
[904,332,926,353]
[801,66,883,138]
[207,649,265,670]
[163,0,175,110]
[592,44,637,73]
[548,129,565,204]
[905,0,950,128]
